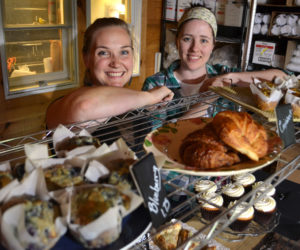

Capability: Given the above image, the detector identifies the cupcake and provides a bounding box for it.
[252,181,276,197]
[232,173,256,193]
[228,201,254,232]
[194,180,217,193]
[222,183,245,207]
[254,196,277,224]
[198,191,224,221]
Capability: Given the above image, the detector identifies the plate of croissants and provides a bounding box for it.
[143,111,283,176]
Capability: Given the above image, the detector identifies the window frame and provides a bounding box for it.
[0,0,79,99]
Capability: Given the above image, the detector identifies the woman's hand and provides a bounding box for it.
[148,86,174,104]
[199,77,232,92]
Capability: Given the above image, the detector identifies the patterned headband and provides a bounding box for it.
[178,7,217,38]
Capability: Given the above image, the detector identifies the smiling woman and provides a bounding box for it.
[46,17,174,129]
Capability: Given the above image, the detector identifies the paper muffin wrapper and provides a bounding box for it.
[285,89,300,116]
[0,169,68,250]
[0,162,19,203]
[250,80,283,103]
[64,183,143,248]
[52,124,99,158]
[1,201,67,250]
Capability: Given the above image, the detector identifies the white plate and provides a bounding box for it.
[143,117,282,176]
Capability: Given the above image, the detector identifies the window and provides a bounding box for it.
[86,0,142,76]
[0,0,79,99]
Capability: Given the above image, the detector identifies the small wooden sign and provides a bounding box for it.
[130,153,171,228]
[275,104,296,148]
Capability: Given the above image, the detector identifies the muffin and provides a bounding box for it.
[252,181,276,197]
[232,173,256,193]
[1,198,61,250]
[250,79,283,112]
[222,183,245,207]
[254,196,277,224]
[198,191,224,221]
[0,171,14,189]
[194,180,217,193]
[228,201,254,232]
[56,135,101,156]
[44,164,84,191]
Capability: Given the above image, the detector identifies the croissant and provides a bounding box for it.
[212,111,268,161]
[180,124,240,169]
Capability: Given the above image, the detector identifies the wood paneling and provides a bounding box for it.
[0,0,163,140]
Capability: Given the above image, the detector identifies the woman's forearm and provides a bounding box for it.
[46,86,173,129]
[227,69,288,85]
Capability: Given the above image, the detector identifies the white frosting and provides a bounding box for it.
[222,183,245,197]
[252,181,276,196]
[228,201,254,219]
[194,180,217,193]
[254,196,276,212]
[232,173,256,186]
[199,192,223,209]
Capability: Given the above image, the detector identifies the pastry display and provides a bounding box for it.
[222,183,245,207]
[198,191,224,221]
[253,196,277,224]
[231,173,256,193]
[228,201,254,232]
[194,179,217,193]
[44,164,84,191]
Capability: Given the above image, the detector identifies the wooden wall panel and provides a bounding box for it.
[0,0,163,140]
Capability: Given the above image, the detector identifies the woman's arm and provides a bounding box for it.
[200,69,288,91]
[46,86,174,129]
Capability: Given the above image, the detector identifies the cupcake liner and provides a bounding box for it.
[0,169,67,250]
[64,184,143,248]
[1,200,67,250]
[0,162,19,203]
[52,125,100,158]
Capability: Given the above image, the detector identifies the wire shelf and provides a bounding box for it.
[1,91,300,249]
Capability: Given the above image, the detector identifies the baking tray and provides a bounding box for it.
[210,86,300,122]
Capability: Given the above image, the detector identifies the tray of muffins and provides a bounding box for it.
[0,124,152,250]
[209,75,300,122]
[194,173,280,239]
[144,110,283,176]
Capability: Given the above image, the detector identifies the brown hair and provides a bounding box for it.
[82,17,132,55]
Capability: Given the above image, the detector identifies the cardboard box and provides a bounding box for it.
[176,0,192,22]
[252,41,276,66]
[165,0,177,21]
[224,2,244,27]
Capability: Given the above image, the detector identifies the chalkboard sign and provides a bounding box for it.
[130,153,171,228]
[275,104,296,148]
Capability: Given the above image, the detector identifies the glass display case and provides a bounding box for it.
[0,0,79,99]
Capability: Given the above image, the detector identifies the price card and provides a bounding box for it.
[252,41,276,66]
[130,153,171,228]
[275,104,296,148]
